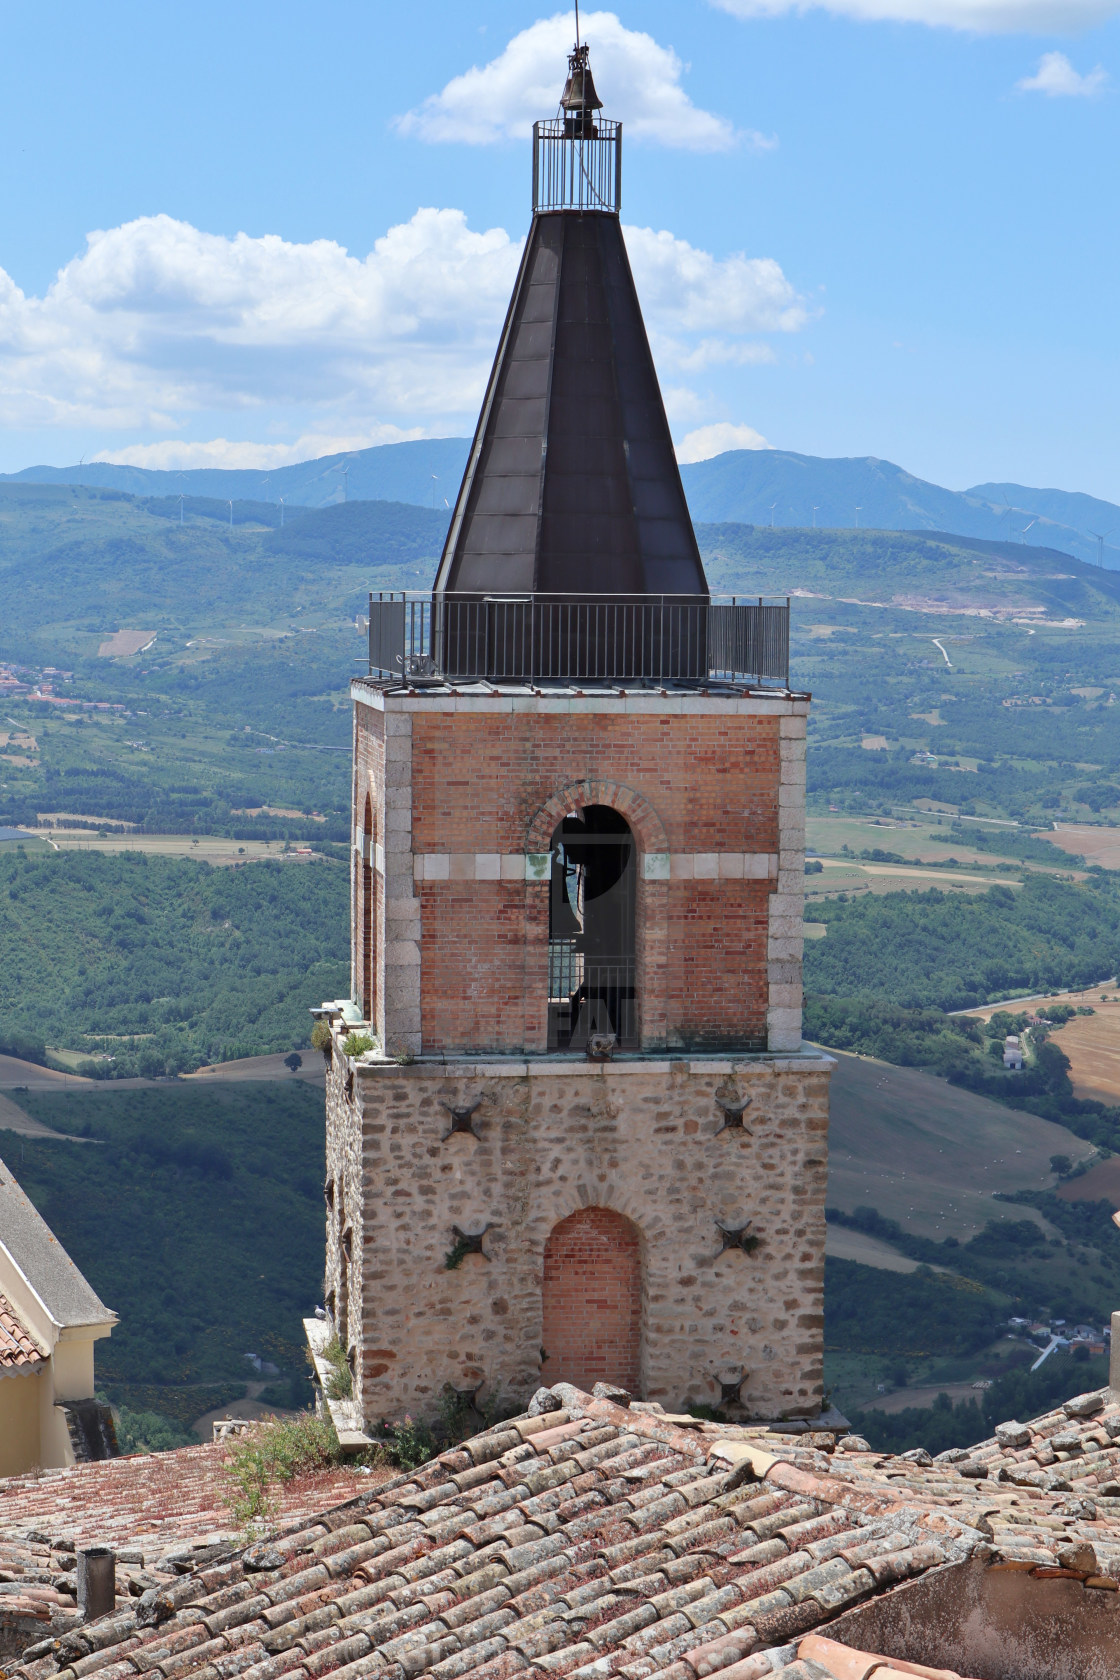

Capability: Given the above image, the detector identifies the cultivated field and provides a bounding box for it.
[1056,1156,1120,1207]
[804,858,1018,902]
[97,629,156,657]
[1048,824,1120,869]
[824,1049,1093,1241]
[31,830,316,865]
[964,984,1120,1102]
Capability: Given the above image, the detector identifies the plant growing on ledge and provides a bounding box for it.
[310,1020,333,1057]
[321,1333,353,1399]
[444,1235,472,1270]
[340,1031,374,1059]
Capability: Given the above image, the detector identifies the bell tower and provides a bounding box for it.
[318,41,832,1428]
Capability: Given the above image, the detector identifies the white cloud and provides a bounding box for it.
[712,0,1120,30]
[624,226,808,334]
[91,430,422,472]
[0,211,806,461]
[677,423,771,461]
[1016,51,1109,96]
[397,11,746,151]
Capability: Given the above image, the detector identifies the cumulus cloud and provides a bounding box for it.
[0,212,805,459]
[397,11,749,151]
[677,422,771,462]
[91,431,422,472]
[624,226,808,334]
[1016,51,1109,96]
[712,0,1120,29]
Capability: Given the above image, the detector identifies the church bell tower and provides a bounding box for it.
[318,40,831,1427]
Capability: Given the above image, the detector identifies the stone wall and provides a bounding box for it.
[323,1042,831,1425]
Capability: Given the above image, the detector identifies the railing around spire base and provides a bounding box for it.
[366,593,790,688]
[533,118,621,215]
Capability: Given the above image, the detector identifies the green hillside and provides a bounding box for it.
[1,1080,326,1397]
[0,849,349,1074]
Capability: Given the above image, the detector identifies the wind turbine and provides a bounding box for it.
[431,474,440,510]
[340,464,350,503]
[279,496,286,530]
[177,493,185,526]
[811,505,819,529]
[227,499,234,529]
[1021,518,1037,545]
[769,502,777,528]
[854,506,862,530]
[1088,527,1116,569]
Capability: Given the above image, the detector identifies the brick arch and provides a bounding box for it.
[527,780,668,856]
[542,1207,642,1394]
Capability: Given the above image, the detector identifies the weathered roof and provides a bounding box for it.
[11,1385,1120,1680]
[0,1442,376,1643]
[0,1289,45,1371]
[434,213,707,601]
[0,1153,116,1332]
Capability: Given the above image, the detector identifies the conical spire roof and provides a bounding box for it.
[433,55,707,602]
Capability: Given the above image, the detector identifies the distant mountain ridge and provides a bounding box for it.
[4,439,1117,570]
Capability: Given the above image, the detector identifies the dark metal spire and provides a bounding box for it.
[433,43,707,606]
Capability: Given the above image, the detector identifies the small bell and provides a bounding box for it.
[560,43,602,138]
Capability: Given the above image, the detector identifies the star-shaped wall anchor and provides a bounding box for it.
[715,1096,752,1134]
[715,1219,761,1256]
[442,1099,483,1140]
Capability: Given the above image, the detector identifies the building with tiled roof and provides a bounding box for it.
[0,1439,377,1658]
[7,1379,1120,1680]
[0,1152,118,1476]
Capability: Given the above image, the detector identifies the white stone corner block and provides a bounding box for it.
[525,853,551,881]
[500,853,524,881]
[475,853,501,881]
[643,852,671,880]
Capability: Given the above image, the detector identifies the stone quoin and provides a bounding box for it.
[316,36,831,1431]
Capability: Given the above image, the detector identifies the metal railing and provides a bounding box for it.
[547,946,637,1051]
[366,592,790,688]
[533,118,621,214]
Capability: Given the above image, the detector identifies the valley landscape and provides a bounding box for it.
[3,445,1120,1449]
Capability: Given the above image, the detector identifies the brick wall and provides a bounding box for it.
[351,692,801,1056]
[542,1208,641,1393]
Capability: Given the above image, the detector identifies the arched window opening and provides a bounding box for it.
[547,806,636,1051]
[361,795,375,1024]
[542,1208,641,1394]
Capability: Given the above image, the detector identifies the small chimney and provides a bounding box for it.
[77,1545,116,1621]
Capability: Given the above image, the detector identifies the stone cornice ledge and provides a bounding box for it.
[354,1050,835,1079]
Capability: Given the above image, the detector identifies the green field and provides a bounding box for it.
[1,1079,325,1409]
[0,848,349,1074]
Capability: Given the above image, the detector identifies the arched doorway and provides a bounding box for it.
[542,1208,641,1393]
[547,805,636,1050]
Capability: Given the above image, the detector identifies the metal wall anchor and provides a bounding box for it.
[715,1219,760,1255]
[442,1099,483,1140]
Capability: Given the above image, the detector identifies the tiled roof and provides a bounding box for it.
[3,1387,980,1680]
[9,1385,1120,1680]
[0,1291,45,1371]
[0,1442,375,1642]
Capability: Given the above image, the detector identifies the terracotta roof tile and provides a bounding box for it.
[0,1289,46,1370]
[12,1386,1120,1680]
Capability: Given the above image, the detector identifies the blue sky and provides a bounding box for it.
[0,1,1117,497]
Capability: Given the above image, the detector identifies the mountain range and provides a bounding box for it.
[3,440,1118,570]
